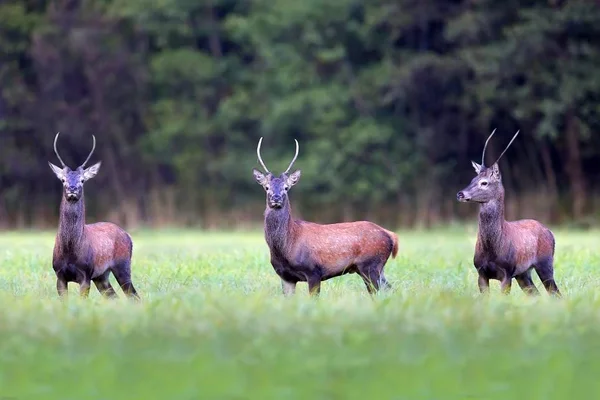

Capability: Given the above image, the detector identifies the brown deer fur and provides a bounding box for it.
[49,133,140,300]
[457,130,561,296]
[253,137,399,296]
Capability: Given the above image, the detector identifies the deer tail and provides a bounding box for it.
[384,229,399,258]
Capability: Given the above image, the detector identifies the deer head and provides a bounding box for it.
[253,137,301,209]
[457,129,519,204]
[48,132,101,203]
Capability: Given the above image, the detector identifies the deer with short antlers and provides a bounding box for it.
[48,132,140,300]
[252,137,399,296]
[456,129,561,297]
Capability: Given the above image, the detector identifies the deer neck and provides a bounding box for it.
[58,194,86,253]
[477,190,505,252]
[264,197,294,254]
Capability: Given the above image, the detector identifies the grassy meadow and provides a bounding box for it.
[0,226,600,399]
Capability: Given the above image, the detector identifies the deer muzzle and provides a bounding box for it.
[456,191,470,202]
[269,194,283,208]
[66,188,80,201]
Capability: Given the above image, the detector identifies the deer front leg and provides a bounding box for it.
[281,279,297,296]
[499,264,514,295]
[53,262,68,298]
[76,269,91,298]
[477,273,490,294]
[56,277,68,298]
[79,280,91,298]
[500,277,512,294]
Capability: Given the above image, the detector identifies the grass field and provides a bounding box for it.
[0,226,600,399]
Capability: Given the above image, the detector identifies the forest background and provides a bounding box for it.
[1,0,599,231]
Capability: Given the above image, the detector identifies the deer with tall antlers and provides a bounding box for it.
[456,129,561,297]
[252,137,399,296]
[48,132,140,300]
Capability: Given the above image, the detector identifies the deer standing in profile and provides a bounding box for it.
[456,129,561,297]
[252,137,399,297]
[48,132,140,300]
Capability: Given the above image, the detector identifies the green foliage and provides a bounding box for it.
[1,0,600,227]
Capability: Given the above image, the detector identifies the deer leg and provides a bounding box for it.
[357,259,386,295]
[56,277,68,298]
[477,274,490,294]
[73,268,91,298]
[307,274,321,297]
[53,263,69,298]
[534,258,562,297]
[281,279,296,296]
[379,272,392,290]
[515,271,540,296]
[92,271,118,299]
[112,260,141,300]
[359,275,376,294]
[79,279,91,298]
[500,277,512,294]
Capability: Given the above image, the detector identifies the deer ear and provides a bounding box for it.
[471,161,483,174]
[253,168,268,187]
[491,162,501,180]
[286,170,301,187]
[83,161,101,181]
[48,162,65,180]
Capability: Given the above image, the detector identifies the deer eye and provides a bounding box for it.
[284,185,289,190]
[481,181,488,186]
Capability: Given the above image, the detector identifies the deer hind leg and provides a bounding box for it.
[112,260,141,300]
[378,272,392,291]
[307,274,321,297]
[534,257,562,297]
[357,258,388,295]
[514,270,540,296]
[92,270,118,299]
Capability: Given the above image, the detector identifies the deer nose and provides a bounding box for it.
[271,194,283,203]
[457,191,465,200]
[68,185,77,193]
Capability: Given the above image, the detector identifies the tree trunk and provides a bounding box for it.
[540,140,559,222]
[564,110,586,219]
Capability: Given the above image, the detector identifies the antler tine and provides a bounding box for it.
[284,139,299,174]
[492,130,520,166]
[80,134,96,168]
[53,132,67,168]
[481,128,497,166]
[256,137,270,173]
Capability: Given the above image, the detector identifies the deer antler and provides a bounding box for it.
[492,130,520,165]
[256,137,270,173]
[481,128,497,166]
[283,139,299,174]
[79,135,96,168]
[53,132,67,168]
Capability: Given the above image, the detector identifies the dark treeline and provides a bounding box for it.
[1,0,600,230]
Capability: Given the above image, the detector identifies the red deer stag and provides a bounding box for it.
[456,129,561,297]
[252,137,399,296]
[48,132,140,300]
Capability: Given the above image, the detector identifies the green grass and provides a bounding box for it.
[0,227,600,399]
